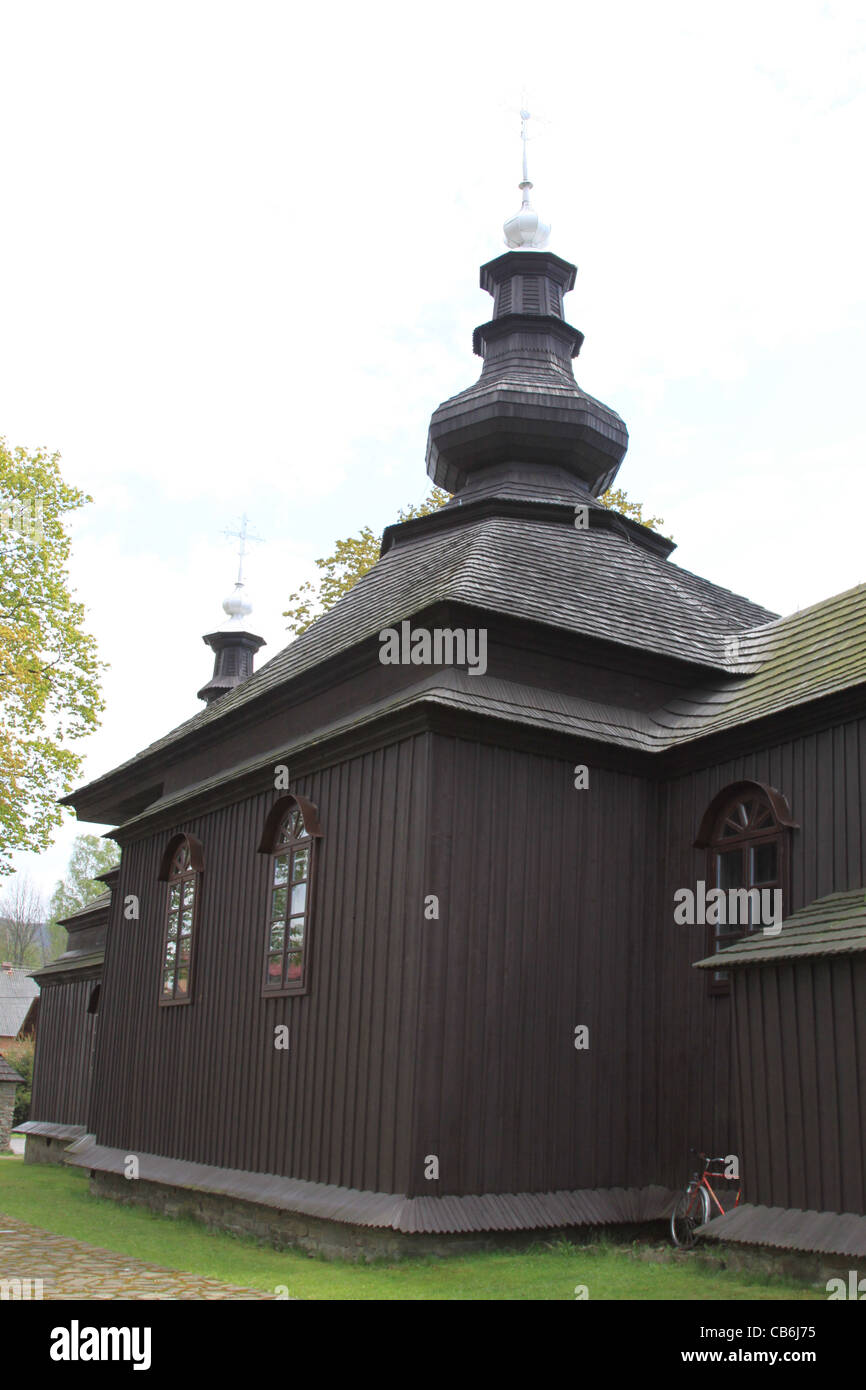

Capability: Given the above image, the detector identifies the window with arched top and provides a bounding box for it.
[157,833,204,1005]
[694,782,797,994]
[258,794,323,996]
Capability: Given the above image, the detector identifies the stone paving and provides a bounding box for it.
[0,1213,274,1299]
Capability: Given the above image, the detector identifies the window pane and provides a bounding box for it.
[179,937,191,966]
[162,968,174,996]
[292,846,309,882]
[266,954,282,985]
[717,850,745,891]
[289,915,305,950]
[271,886,288,921]
[269,921,285,953]
[169,883,181,912]
[164,939,177,968]
[175,968,189,997]
[180,904,194,933]
[273,853,289,887]
[286,951,303,981]
[167,912,179,939]
[291,882,307,916]
[751,842,778,884]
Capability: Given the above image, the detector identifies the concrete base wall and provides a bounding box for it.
[89,1170,662,1261]
[713,1242,866,1290]
[24,1134,68,1165]
[90,1171,498,1260]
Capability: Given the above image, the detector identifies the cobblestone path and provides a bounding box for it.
[0,1213,274,1299]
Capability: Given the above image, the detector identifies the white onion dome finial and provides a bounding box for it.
[503,108,551,251]
[222,582,253,626]
[218,513,262,629]
[503,183,551,250]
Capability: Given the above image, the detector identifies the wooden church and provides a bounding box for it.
[23,160,866,1261]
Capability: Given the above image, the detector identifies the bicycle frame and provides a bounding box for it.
[671,1152,742,1248]
[696,1161,741,1217]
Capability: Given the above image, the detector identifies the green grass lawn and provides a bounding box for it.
[0,1158,822,1300]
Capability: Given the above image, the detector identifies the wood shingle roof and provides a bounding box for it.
[694,888,866,968]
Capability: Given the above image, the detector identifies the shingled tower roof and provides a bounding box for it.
[427,249,628,498]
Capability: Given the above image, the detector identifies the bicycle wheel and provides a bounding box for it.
[670,1182,710,1248]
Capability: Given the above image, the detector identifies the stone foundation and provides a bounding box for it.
[89,1170,664,1262]
[0,1083,15,1152]
[709,1240,866,1290]
[24,1134,67,1165]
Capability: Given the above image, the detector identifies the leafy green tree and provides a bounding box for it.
[0,440,105,875]
[284,484,667,637]
[46,833,119,959]
[284,488,450,637]
[599,486,667,534]
[4,1039,34,1129]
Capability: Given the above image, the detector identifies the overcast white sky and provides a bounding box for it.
[2,0,865,901]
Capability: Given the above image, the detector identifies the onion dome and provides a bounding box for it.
[503,180,551,250]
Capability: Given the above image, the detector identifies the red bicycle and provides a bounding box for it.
[670,1151,741,1248]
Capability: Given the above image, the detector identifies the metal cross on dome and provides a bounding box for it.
[222,513,263,589]
[503,98,552,250]
[513,99,549,181]
[519,107,532,184]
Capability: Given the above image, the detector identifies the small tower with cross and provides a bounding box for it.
[197,514,266,705]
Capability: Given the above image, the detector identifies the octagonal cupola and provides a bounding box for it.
[426,143,628,498]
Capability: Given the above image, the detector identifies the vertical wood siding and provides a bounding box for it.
[733,957,866,1214]
[657,715,866,1192]
[90,737,429,1194]
[86,711,866,1203]
[410,734,658,1198]
[30,978,99,1127]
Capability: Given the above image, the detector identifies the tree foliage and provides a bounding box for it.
[598,486,667,534]
[3,1038,34,1129]
[283,488,451,637]
[283,483,667,637]
[0,440,105,874]
[46,833,119,959]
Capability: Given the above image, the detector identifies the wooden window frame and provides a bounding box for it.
[157,832,204,1007]
[257,794,323,999]
[694,782,796,997]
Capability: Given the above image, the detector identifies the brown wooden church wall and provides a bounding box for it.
[731,955,866,1216]
[655,713,866,1194]
[30,977,99,1128]
[88,711,866,1205]
[411,712,866,1202]
[410,733,662,1199]
[89,735,431,1196]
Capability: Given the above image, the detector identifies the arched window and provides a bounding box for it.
[695,781,796,993]
[157,833,204,1005]
[258,794,323,996]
